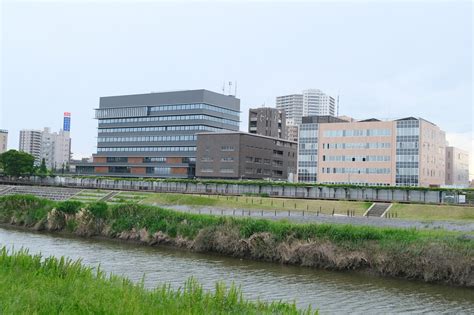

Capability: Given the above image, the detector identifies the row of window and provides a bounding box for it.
[98,125,227,133]
[149,103,239,117]
[322,142,391,149]
[245,157,271,164]
[99,115,239,126]
[95,107,148,119]
[97,146,196,152]
[321,167,391,174]
[323,129,391,137]
[322,155,391,162]
[200,168,234,173]
[103,157,194,164]
[200,157,235,162]
[97,135,197,143]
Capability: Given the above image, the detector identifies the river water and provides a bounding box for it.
[0,226,472,314]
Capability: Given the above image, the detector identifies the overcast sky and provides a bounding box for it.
[1,0,472,178]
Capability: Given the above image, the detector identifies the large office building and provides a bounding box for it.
[445,146,470,187]
[0,130,8,154]
[19,129,43,163]
[75,90,240,177]
[298,116,446,187]
[19,113,72,169]
[196,132,297,180]
[248,107,286,139]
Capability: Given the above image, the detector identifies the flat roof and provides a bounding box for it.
[196,131,297,144]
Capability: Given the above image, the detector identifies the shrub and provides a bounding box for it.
[57,200,83,214]
[87,201,108,219]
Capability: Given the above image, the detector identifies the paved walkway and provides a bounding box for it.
[151,203,474,233]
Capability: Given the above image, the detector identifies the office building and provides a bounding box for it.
[248,107,286,139]
[276,94,304,126]
[445,146,469,187]
[0,130,8,154]
[196,132,297,181]
[297,116,347,183]
[19,129,43,163]
[19,113,72,169]
[298,116,446,187]
[75,89,240,177]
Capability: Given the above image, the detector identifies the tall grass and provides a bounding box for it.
[0,248,312,314]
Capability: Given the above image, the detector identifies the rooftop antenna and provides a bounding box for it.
[228,81,232,96]
[222,81,225,94]
[234,81,237,97]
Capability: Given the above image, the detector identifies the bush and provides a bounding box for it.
[57,200,83,214]
[87,201,108,219]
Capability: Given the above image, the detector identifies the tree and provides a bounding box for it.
[0,150,35,177]
[37,158,48,178]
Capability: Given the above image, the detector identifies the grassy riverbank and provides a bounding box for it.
[0,194,473,287]
[0,248,311,314]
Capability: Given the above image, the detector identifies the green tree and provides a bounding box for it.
[37,158,48,178]
[0,150,35,177]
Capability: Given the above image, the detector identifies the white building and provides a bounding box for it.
[0,130,8,154]
[276,89,335,142]
[19,129,43,163]
[19,113,71,169]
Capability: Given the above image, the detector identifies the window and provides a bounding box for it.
[106,157,128,163]
[143,157,166,163]
[221,146,235,151]
[221,157,234,162]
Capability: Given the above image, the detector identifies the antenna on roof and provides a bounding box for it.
[228,81,233,96]
[222,81,225,94]
[234,81,237,97]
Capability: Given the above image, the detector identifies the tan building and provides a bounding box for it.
[301,117,446,187]
[445,146,469,187]
[0,130,7,154]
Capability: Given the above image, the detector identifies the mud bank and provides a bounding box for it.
[1,195,473,287]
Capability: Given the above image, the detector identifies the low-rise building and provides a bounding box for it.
[299,116,446,187]
[445,146,470,187]
[196,132,297,181]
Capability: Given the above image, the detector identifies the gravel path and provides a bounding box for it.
[151,203,474,233]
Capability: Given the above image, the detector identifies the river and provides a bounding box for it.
[0,226,472,314]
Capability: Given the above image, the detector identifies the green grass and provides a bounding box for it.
[142,193,371,216]
[0,248,312,314]
[390,203,474,221]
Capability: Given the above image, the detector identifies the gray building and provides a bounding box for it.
[196,132,297,181]
[298,115,347,183]
[0,130,7,154]
[76,89,240,177]
[248,107,286,139]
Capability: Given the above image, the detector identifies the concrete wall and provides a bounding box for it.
[12,176,469,204]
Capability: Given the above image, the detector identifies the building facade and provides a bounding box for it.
[248,107,286,139]
[445,146,470,187]
[275,94,303,126]
[76,90,240,177]
[302,89,336,116]
[299,116,446,187]
[0,130,8,154]
[297,116,347,183]
[196,132,297,181]
[19,129,43,163]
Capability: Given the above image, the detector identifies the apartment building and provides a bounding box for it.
[248,107,286,139]
[19,113,71,168]
[75,89,240,177]
[298,116,446,187]
[0,130,8,154]
[19,129,43,163]
[302,89,336,116]
[196,132,297,181]
[445,146,470,187]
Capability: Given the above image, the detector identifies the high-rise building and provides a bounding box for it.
[248,107,286,139]
[75,89,240,177]
[298,116,446,187]
[19,129,43,163]
[0,130,8,154]
[445,146,469,187]
[19,113,71,169]
[276,89,335,142]
[302,89,335,116]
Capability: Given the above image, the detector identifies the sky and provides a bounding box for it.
[1,0,473,178]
